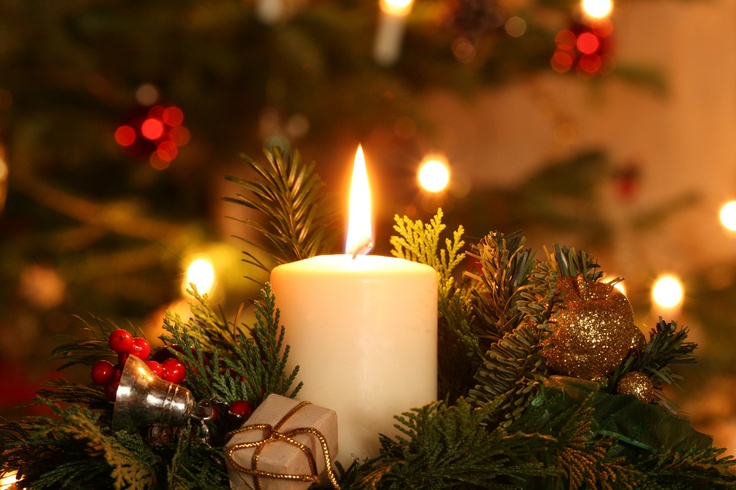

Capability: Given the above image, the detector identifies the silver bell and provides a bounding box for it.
[112,354,195,432]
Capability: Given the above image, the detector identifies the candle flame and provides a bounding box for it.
[345,145,373,256]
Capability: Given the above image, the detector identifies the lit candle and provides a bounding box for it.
[270,145,438,464]
[373,0,414,66]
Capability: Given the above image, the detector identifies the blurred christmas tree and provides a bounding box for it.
[2,0,724,436]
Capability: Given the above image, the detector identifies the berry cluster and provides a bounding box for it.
[91,329,186,401]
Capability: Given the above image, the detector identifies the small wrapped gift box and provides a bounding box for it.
[224,394,339,490]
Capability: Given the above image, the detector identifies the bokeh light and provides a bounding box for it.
[184,256,216,295]
[719,200,736,231]
[380,0,413,16]
[418,154,451,193]
[114,125,136,146]
[652,274,684,309]
[582,0,613,19]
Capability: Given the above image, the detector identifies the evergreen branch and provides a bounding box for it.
[466,230,537,342]
[467,322,549,427]
[224,147,339,273]
[609,319,697,395]
[635,445,736,489]
[2,402,158,489]
[550,244,603,281]
[34,379,111,418]
[51,315,146,371]
[361,399,555,489]
[167,425,230,489]
[161,284,301,405]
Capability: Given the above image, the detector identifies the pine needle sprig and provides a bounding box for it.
[466,230,536,341]
[609,319,697,395]
[362,398,555,489]
[34,379,110,415]
[52,315,147,371]
[224,147,339,274]
[551,244,603,281]
[468,244,564,427]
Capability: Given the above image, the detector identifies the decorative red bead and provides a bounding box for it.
[162,358,186,384]
[145,360,165,378]
[108,329,134,354]
[90,359,115,385]
[130,337,152,361]
[229,400,254,419]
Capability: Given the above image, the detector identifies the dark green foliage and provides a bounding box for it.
[0,284,301,489]
[225,147,339,275]
[4,153,736,489]
[466,231,536,343]
[51,315,147,370]
[608,318,697,397]
[357,399,555,489]
[160,284,301,404]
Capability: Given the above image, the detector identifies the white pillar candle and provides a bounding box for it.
[269,145,438,464]
[373,0,414,66]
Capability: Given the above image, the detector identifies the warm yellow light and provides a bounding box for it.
[720,200,736,231]
[184,256,215,295]
[582,0,613,19]
[345,145,373,255]
[603,277,626,296]
[652,274,684,309]
[380,0,413,16]
[0,471,18,489]
[418,154,451,193]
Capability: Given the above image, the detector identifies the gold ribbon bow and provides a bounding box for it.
[226,401,341,490]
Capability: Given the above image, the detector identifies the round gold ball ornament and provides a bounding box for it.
[543,275,646,380]
[616,371,655,403]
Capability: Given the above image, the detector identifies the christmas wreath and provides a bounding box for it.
[1,148,734,489]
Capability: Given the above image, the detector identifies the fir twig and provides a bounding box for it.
[609,318,697,396]
[224,147,339,276]
[51,315,146,371]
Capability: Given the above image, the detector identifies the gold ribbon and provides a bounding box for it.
[226,401,341,490]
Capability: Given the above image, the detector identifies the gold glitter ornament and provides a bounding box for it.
[543,275,645,380]
[616,371,655,403]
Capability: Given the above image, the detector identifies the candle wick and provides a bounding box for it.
[352,240,374,259]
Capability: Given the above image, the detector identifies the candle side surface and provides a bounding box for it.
[270,254,438,464]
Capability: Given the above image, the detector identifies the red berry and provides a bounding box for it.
[90,359,115,385]
[130,337,151,360]
[145,360,165,378]
[162,358,186,384]
[108,329,134,354]
[104,381,120,402]
[229,400,254,418]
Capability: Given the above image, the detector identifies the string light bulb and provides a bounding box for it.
[418,154,450,193]
[183,255,216,295]
[651,274,684,310]
[582,0,613,19]
[719,200,736,231]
